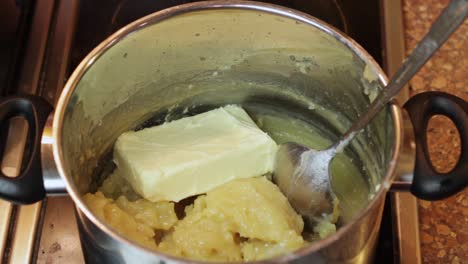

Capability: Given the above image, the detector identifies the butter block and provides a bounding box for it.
[113,105,278,202]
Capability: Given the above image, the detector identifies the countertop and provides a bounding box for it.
[403,0,467,263]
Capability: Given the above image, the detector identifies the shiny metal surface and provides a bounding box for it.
[36,0,84,264]
[274,142,336,225]
[42,114,67,195]
[35,0,82,263]
[382,0,410,104]
[9,203,44,264]
[38,0,79,194]
[36,197,84,264]
[391,119,421,264]
[0,201,12,259]
[391,193,421,264]
[51,1,401,263]
[382,0,422,263]
[0,0,55,262]
[391,110,417,191]
[40,0,80,105]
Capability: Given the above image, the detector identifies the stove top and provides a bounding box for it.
[0,1,420,263]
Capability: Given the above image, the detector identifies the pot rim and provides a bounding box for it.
[53,1,403,263]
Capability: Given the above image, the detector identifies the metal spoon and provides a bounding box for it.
[273,0,467,226]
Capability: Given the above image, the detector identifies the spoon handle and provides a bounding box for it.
[337,0,467,146]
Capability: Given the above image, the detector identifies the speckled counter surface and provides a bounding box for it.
[402,0,467,263]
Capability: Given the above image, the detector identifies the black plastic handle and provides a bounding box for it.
[404,91,468,200]
[0,95,53,204]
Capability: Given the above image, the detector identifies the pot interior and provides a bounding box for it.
[59,7,396,231]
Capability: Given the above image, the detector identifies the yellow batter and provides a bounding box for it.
[81,105,343,262]
[84,176,305,261]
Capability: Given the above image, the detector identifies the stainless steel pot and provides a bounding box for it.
[0,1,466,263]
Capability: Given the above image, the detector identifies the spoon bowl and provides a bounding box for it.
[274,143,335,219]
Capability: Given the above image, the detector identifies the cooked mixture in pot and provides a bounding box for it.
[83,105,337,262]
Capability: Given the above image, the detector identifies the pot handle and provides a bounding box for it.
[404,91,467,200]
[0,95,53,204]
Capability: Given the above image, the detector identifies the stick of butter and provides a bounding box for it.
[113,105,278,202]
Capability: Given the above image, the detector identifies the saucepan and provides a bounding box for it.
[0,1,466,263]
